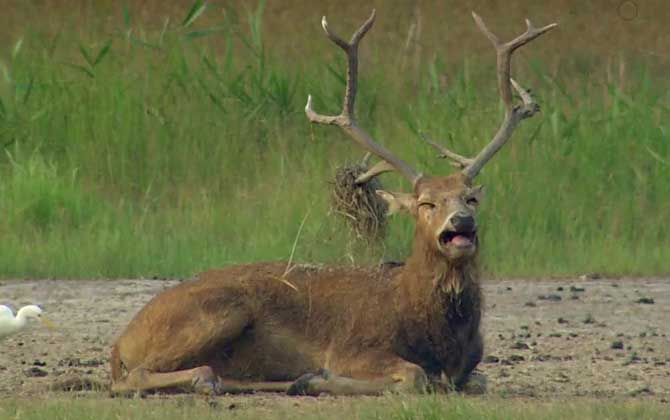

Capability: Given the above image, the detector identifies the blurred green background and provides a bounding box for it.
[0,0,667,278]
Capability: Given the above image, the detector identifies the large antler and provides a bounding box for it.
[426,13,557,180]
[305,10,423,187]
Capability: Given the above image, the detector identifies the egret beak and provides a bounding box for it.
[40,316,56,329]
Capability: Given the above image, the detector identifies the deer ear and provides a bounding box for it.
[471,185,486,201]
[376,190,417,216]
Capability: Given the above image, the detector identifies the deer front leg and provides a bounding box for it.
[454,331,487,394]
[286,362,428,396]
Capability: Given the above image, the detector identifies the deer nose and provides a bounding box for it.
[449,212,475,232]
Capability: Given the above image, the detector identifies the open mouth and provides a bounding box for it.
[439,230,477,248]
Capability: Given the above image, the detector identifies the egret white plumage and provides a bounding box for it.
[0,305,55,340]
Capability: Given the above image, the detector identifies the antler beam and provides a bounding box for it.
[427,13,557,180]
[420,133,474,169]
[305,10,423,187]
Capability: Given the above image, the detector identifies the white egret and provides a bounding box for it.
[0,305,55,340]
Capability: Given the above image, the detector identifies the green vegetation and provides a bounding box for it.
[0,395,666,420]
[0,1,668,279]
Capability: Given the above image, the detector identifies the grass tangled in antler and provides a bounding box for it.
[330,163,388,243]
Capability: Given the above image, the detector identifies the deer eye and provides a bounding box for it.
[418,202,436,210]
[466,197,479,206]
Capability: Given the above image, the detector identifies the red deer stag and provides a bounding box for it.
[110,10,556,396]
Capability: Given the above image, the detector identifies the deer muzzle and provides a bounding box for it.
[438,212,477,250]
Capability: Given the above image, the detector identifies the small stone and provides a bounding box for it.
[510,341,530,350]
[554,372,570,383]
[611,341,624,350]
[583,314,595,324]
[622,352,640,366]
[23,367,48,378]
[569,285,586,293]
[628,386,653,397]
[483,355,500,363]
[635,297,654,305]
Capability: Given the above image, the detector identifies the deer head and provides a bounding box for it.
[306,10,556,264]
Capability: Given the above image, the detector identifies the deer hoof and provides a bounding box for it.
[286,369,331,396]
[192,374,220,396]
[286,373,317,396]
[461,371,487,395]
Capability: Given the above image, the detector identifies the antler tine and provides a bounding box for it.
[511,78,540,115]
[321,16,350,52]
[355,160,395,184]
[350,11,376,48]
[462,13,557,180]
[306,10,423,187]
[471,12,500,47]
[419,133,474,169]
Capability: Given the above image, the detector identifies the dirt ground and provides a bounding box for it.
[0,276,668,401]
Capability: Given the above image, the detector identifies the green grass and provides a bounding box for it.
[0,1,668,279]
[0,396,666,420]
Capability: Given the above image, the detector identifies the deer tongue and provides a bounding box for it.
[451,235,473,247]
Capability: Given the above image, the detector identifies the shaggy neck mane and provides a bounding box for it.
[395,230,480,313]
[390,230,482,370]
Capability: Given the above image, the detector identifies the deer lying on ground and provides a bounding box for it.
[110,11,556,396]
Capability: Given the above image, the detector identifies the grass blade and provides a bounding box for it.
[21,76,34,104]
[184,26,225,40]
[11,38,23,60]
[64,62,95,78]
[182,0,208,28]
[78,44,94,67]
[93,40,112,67]
[122,4,132,28]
